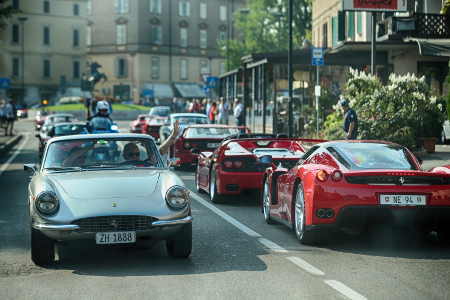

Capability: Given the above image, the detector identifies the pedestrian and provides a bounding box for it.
[0,98,6,128]
[209,101,217,124]
[4,99,16,136]
[341,100,358,140]
[234,98,244,129]
[218,97,228,125]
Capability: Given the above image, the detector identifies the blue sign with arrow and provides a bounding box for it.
[201,85,210,94]
[206,76,218,88]
[0,78,11,89]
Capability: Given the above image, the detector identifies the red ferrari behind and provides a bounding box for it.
[141,116,168,142]
[129,114,150,133]
[260,140,450,245]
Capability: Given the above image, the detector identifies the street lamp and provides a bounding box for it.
[130,52,136,103]
[240,9,249,55]
[273,13,282,52]
[18,17,27,105]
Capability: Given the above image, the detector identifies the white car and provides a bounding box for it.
[441,117,450,144]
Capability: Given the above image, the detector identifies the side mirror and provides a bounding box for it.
[256,155,273,165]
[415,156,423,165]
[167,158,180,168]
[24,164,37,174]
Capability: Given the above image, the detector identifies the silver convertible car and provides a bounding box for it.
[25,133,192,265]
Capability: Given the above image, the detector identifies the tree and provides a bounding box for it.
[218,0,312,71]
[0,0,22,29]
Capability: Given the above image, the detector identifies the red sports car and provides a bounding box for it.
[129,114,150,133]
[141,116,168,141]
[192,133,321,203]
[34,111,49,129]
[259,140,450,245]
[172,125,250,169]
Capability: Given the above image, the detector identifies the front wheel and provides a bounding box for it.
[30,225,55,265]
[263,179,275,224]
[195,162,205,193]
[210,169,223,203]
[437,225,450,245]
[166,223,192,258]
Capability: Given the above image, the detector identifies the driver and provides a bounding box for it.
[88,100,113,130]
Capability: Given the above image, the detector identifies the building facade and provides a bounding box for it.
[0,0,88,106]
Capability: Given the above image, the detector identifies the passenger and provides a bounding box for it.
[62,144,95,167]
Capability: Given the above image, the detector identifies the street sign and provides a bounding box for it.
[142,89,154,97]
[0,78,10,89]
[312,48,324,66]
[342,0,407,11]
[201,85,210,94]
[206,76,218,88]
[200,73,210,84]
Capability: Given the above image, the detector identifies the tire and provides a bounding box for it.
[209,169,223,203]
[437,226,450,245]
[30,225,55,265]
[166,223,192,258]
[195,162,206,193]
[263,179,275,224]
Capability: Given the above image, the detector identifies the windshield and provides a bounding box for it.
[185,127,239,138]
[54,124,85,136]
[48,116,75,123]
[150,107,170,115]
[43,137,164,170]
[333,143,417,170]
[150,118,165,125]
[174,116,208,125]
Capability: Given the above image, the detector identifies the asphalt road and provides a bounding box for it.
[0,120,449,300]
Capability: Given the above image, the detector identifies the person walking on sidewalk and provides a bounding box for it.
[209,102,217,124]
[4,99,17,136]
[341,100,358,140]
[217,97,228,125]
[0,98,6,129]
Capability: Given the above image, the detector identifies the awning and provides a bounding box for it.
[173,83,205,98]
[143,83,174,98]
[413,39,450,57]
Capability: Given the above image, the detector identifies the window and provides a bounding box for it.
[86,26,92,46]
[12,0,19,10]
[220,5,226,21]
[180,28,187,47]
[115,58,127,77]
[149,0,161,14]
[87,0,92,15]
[116,25,126,45]
[12,24,19,44]
[43,1,50,13]
[200,3,207,19]
[73,61,80,79]
[151,57,159,78]
[332,17,337,46]
[43,27,50,45]
[74,4,79,15]
[322,22,328,48]
[114,0,129,13]
[220,62,226,75]
[357,12,362,35]
[200,29,207,49]
[152,26,162,44]
[348,11,354,39]
[180,59,187,79]
[200,59,207,71]
[220,32,226,42]
[12,58,20,77]
[73,29,80,47]
[43,59,51,78]
[179,1,190,17]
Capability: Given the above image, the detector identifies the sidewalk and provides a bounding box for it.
[0,129,22,161]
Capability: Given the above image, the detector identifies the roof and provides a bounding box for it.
[47,133,155,143]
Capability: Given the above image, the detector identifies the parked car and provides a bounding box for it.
[141,116,168,142]
[36,123,87,158]
[149,106,171,117]
[25,133,192,265]
[129,114,150,133]
[259,140,450,245]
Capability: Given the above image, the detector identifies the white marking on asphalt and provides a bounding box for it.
[258,238,288,253]
[0,133,30,177]
[324,280,367,300]
[287,257,325,275]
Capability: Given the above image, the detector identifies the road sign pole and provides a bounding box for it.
[316,66,320,138]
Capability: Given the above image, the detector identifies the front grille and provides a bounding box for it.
[72,215,158,232]
[221,157,298,172]
[345,176,450,186]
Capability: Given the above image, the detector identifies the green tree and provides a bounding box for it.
[218,0,312,71]
[0,0,22,29]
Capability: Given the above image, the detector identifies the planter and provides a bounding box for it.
[421,138,438,154]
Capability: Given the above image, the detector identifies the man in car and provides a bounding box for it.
[88,100,113,131]
[62,144,96,167]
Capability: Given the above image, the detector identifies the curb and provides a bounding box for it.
[0,134,23,161]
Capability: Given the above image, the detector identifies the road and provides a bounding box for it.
[0,120,449,300]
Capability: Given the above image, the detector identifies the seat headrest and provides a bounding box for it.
[276,133,288,138]
[237,133,250,139]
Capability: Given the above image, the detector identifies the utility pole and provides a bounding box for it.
[287,0,293,137]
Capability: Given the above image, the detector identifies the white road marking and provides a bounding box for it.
[287,257,325,276]
[258,238,288,253]
[324,280,367,300]
[0,133,30,177]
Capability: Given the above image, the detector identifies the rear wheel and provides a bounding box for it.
[437,224,450,245]
[210,170,223,203]
[195,162,205,193]
[166,223,192,258]
[30,225,55,265]
[263,179,275,224]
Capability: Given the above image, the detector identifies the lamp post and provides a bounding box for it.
[273,13,282,52]
[130,52,136,103]
[18,17,28,105]
[240,9,249,55]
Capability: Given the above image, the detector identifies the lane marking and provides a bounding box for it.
[324,280,367,300]
[259,238,288,253]
[287,257,325,276]
[0,133,30,177]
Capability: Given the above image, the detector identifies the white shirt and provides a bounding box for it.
[218,103,227,120]
[234,103,243,118]
[5,104,14,119]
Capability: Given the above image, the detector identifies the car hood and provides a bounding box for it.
[49,170,161,199]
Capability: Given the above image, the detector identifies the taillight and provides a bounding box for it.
[184,141,191,149]
[234,160,243,169]
[317,170,329,182]
[331,170,343,181]
[223,161,233,169]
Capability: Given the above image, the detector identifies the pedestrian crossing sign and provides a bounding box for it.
[206,77,218,88]
[0,78,10,89]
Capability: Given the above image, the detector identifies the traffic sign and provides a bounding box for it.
[142,89,154,97]
[201,85,210,94]
[206,76,218,88]
[312,47,324,66]
[200,73,210,84]
[0,78,10,89]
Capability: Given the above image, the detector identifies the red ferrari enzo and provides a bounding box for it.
[192,133,322,203]
[141,116,168,141]
[259,140,450,245]
[129,114,150,133]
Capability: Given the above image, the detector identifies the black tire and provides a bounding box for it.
[30,225,55,265]
[166,223,192,258]
[209,169,223,203]
[195,162,206,193]
[262,179,275,224]
[437,226,450,245]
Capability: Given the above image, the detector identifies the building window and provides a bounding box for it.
[219,32,226,42]
[115,58,127,77]
[220,5,226,21]
[200,3,207,19]
[180,28,187,47]
[114,0,129,13]
[74,4,79,16]
[151,57,159,78]
[323,22,328,48]
[220,62,226,75]
[348,11,354,39]
[87,0,92,15]
[43,27,50,45]
[180,59,187,79]
[12,58,20,77]
[86,26,92,46]
[200,29,207,49]
[12,0,19,10]
[116,24,126,45]
[178,1,190,17]
[43,1,50,13]
[200,59,207,70]
[150,0,161,14]
[12,24,19,44]
[152,26,162,44]
[357,12,362,35]
[73,61,80,79]
[73,29,80,47]
[43,59,51,78]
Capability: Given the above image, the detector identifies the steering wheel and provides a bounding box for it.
[120,160,153,167]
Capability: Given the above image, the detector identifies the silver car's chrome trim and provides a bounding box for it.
[152,216,193,227]
[33,223,79,231]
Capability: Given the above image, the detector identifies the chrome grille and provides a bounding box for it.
[71,215,158,232]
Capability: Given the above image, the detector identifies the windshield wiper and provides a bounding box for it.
[44,167,82,171]
[83,165,134,169]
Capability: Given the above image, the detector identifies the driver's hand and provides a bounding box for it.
[171,120,180,137]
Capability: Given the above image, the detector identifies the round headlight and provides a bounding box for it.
[35,191,59,214]
[165,186,189,208]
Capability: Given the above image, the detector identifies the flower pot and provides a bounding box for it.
[421,138,438,154]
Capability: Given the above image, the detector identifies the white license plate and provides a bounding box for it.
[207,143,220,148]
[380,194,426,206]
[95,231,136,244]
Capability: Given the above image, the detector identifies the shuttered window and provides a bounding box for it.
[348,12,354,39]
[116,25,126,45]
[332,17,338,46]
[152,26,162,44]
[115,58,127,77]
[86,26,92,46]
[43,27,50,45]
[357,12,362,35]
[200,3,207,19]
[114,0,129,13]
[151,57,159,78]
[180,28,187,47]
[179,1,190,16]
[150,0,162,14]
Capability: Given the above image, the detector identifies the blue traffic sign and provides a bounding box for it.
[312,47,324,66]
[142,89,154,97]
[206,76,218,88]
[0,78,11,89]
[201,85,210,94]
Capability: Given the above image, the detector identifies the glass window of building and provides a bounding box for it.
[73,29,80,47]
[43,27,51,45]
[43,60,51,78]
[152,26,162,44]
[150,0,162,14]
[117,25,126,45]
[220,5,226,21]
[73,61,80,79]
[200,3,207,19]
[200,59,208,71]
[43,1,50,13]
[200,30,207,49]
[179,1,190,17]
[180,28,187,47]
[115,58,127,77]
[114,0,129,13]
[12,24,19,44]
[151,57,159,78]
[74,4,79,16]
[180,59,188,79]
[12,0,19,10]
[220,32,226,42]
[12,58,20,77]
[87,0,92,15]
[86,26,92,46]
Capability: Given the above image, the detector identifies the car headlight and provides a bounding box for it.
[35,191,59,214]
[165,186,188,209]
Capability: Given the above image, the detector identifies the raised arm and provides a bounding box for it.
[159,120,180,156]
